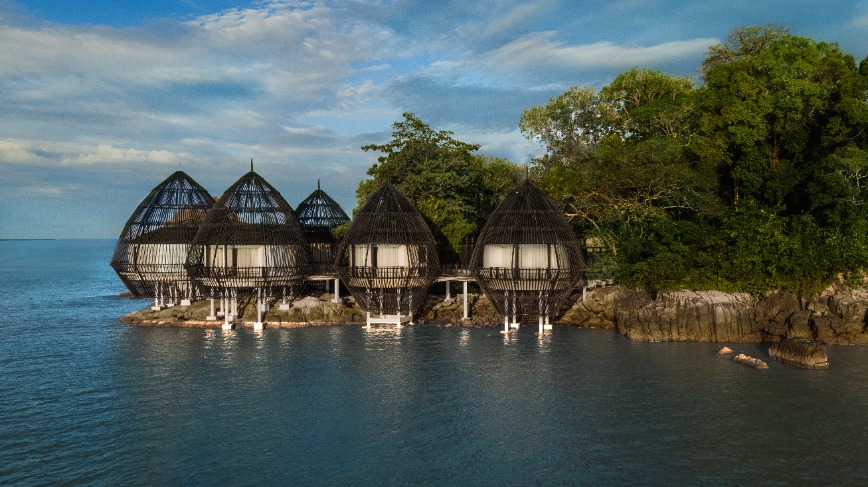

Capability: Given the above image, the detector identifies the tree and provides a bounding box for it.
[699,33,866,210]
[701,24,789,72]
[358,113,522,261]
[520,69,709,250]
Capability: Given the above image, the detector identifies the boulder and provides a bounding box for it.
[732,353,769,369]
[769,339,829,369]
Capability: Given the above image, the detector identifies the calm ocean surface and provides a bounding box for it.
[1,239,868,485]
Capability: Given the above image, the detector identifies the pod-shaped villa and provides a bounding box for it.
[334,183,440,326]
[110,171,215,309]
[185,166,311,329]
[295,181,350,301]
[469,178,586,333]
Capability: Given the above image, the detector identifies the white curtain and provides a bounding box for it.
[483,244,512,268]
[353,244,373,267]
[132,243,185,271]
[518,244,548,269]
[378,244,407,267]
[234,246,259,268]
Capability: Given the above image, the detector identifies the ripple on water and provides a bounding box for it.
[3,241,868,485]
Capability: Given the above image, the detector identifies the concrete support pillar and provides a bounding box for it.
[583,285,587,301]
[254,289,264,330]
[152,297,160,311]
[445,281,451,300]
[503,315,509,333]
[366,311,371,328]
[462,281,469,320]
[206,297,216,321]
[332,279,340,303]
[539,315,544,334]
[222,299,232,330]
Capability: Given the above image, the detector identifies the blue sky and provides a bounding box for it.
[1,0,866,238]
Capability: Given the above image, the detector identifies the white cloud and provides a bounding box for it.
[484,31,718,73]
[0,139,188,166]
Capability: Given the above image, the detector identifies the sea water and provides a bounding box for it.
[1,239,867,485]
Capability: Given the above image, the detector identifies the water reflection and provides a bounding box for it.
[458,327,470,347]
[536,329,552,351]
[502,329,518,345]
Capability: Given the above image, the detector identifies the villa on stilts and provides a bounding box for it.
[184,162,311,330]
[295,180,350,306]
[111,171,215,310]
[113,164,592,334]
[469,177,586,334]
[334,183,440,327]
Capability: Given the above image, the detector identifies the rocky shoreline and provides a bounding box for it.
[564,284,868,345]
[121,284,867,367]
[121,284,868,343]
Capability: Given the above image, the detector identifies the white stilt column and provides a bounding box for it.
[206,297,216,321]
[366,311,371,328]
[583,285,587,301]
[332,279,340,303]
[254,288,264,330]
[462,281,469,320]
[222,298,232,330]
[446,281,451,300]
[503,315,509,333]
[544,315,552,331]
[539,315,544,334]
[152,297,160,311]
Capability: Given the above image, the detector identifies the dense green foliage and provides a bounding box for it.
[520,26,868,293]
[355,28,866,293]
[357,113,522,262]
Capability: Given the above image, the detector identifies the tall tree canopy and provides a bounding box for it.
[357,113,522,261]
[521,27,868,292]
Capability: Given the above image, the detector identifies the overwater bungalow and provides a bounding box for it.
[334,183,440,326]
[469,178,586,333]
[110,171,215,309]
[185,164,311,329]
[295,180,350,302]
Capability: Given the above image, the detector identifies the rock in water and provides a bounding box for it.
[718,346,733,354]
[732,353,769,369]
[769,339,830,369]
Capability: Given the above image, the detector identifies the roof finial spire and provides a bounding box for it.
[317,179,321,190]
[250,158,254,172]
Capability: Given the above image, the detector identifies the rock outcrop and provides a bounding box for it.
[558,284,868,345]
[769,339,830,369]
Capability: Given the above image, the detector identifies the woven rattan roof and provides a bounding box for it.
[114,170,214,244]
[296,181,350,231]
[471,178,582,247]
[188,170,308,246]
[339,182,438,247]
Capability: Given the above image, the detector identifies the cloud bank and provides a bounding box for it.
[1,0,865,238]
